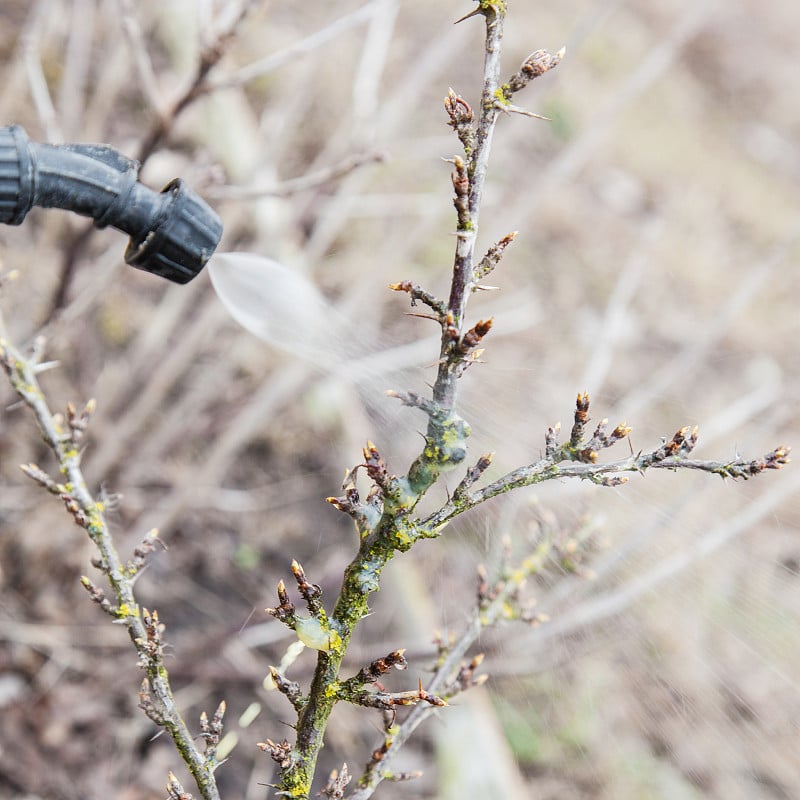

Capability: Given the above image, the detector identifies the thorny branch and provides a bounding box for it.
[348,533,561,799]
[205,151,387,200]
[433,1,506,411]
[268,3,791,798]
[265,5,573,798]
[0,312,223,800]
[422,393,790,532]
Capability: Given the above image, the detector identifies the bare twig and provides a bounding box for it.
[526,468,800,648]
[349,536,554,799]
[422,394,789,532]
[205,151,386,200]
[207,1,379,92]
[21,5,61,142]
[433,2,507,411]
[0,317,222,800]
[119,0,167,116]
[57,0,95,138]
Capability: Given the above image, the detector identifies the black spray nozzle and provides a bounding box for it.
[0,125,222,283]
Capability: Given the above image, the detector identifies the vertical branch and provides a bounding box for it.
[469,2,506,218]
[271,7,513,798]
[434,2,506,410]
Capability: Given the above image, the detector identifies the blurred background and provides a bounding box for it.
[0,1,798,798]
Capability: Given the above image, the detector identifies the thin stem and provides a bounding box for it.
[206,150,385,200]
[434,3,505,410]
[0,318,220,800]
[349,537,553,799]
[422,447,791,531]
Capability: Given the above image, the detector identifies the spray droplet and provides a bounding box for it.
[208,252,433,388]
[208,251,349,364]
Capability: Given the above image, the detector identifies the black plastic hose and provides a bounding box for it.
[0,125,222,284]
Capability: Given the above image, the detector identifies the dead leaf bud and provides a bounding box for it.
[667,426,694,454]
[575,392,590,421]
[578,448,598,463]
[390,651,408,670]
[524,48,564,75]
[165,771,191,800]
[600,475,629,487]
[505,47,566,96]
[257,737,293,768]
[612,423,632,440]
[444,88,473,125]
[80,575,111,610]
[545,427,560,457]
[60,493,88,527]
[325,496,347,511]
[363,440,391,488]
[371,741,390,762]
[460,317,493,352]
[444,311,459,341]
[362,650,408,682]
[766,446,791,468]
[268,581,295,624]
[450,158,469,197]
[417,678,447,706]
[520,47,565,80]
[277,579,289,605]
[211,700,226,728]
[474,231,519,279]
[290,560,322,607]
